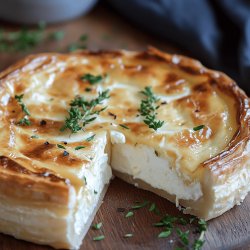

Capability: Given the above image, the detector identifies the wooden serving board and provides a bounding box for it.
[0,3,249,250]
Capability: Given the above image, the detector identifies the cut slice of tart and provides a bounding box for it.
[0,47,249,249]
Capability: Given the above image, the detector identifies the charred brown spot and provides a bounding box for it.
[179,65,204,75]
[165,73,179,82]
[209,78,218,86]
[135,52,167,63]
[63,151,69,157]
[79,50,122,57]
[126,122,151,135]
[21,143,83,168]
[15,84,26,93]
[193,83,209,92]
[40,120,47,126]
[108,112,117,120]
[24,143,54,158]
[56,154,83,166]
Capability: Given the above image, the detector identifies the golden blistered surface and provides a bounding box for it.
[0,47,248,187]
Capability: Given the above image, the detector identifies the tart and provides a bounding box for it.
[0,47,249,249]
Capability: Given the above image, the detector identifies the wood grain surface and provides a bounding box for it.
[0,3,249,250]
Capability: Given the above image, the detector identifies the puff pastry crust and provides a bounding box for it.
[0,47,249,249]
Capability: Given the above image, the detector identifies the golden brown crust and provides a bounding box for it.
[0,156,70,205]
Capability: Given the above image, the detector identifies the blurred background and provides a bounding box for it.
[0,0,249,94]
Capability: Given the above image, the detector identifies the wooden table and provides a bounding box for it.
[0,4,249,250]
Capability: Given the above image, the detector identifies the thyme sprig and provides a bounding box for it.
[81,73,104,85]
[0,24,45,52]
[153,214,207,250]
[139,87,164,131]
[15,94,31,125]
[61,90,110,133]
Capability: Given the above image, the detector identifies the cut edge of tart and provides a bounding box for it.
[0,47,249,249]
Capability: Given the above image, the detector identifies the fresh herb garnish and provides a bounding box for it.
[191,219,207,250]
[151,211,207,249]
[131,200,149,210]
[86,134,96,141]
[57,144,66,149]
[75,146,86,150]
[49,31,65,41]
[68,34,88,52]
[176,228,190,246]
[17,117,31,126]
[81,73,103,85]
[193,125,205,131]
[149,203,156,212]
[93,235,105,241]
[124,233,133,238]
[31,135,39,139]
[92,222,102,230]
[119,124,129,130]
[198,219,207,232]
[125,211,134,218]
[84,176,87,185]
[61,90,110,133]
[139,86,164,131]
[0,24,45,52]
[189,216,196,224]
[80,34,88,41]
[15,94,30,116]
[15,94,31,125]
[158,229,172,238]
[178,217,188,225]
[193,238,205,250]
[153,214,177,229]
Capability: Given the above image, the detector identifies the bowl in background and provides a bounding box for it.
[0,0,98,24]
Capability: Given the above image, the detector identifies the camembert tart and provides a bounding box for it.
[0,47,250,249]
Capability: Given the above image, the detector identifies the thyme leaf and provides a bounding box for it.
[193,125,205,131]
[139,87,164,131]
[93,235,104,241]
[92,222,102,230]
[15,94,31,125]
[81,73,103,85]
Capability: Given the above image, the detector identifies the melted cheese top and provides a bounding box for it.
[0,48,240,187]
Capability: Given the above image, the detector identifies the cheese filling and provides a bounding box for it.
[110,135,202,201]
[68,154,111,249]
